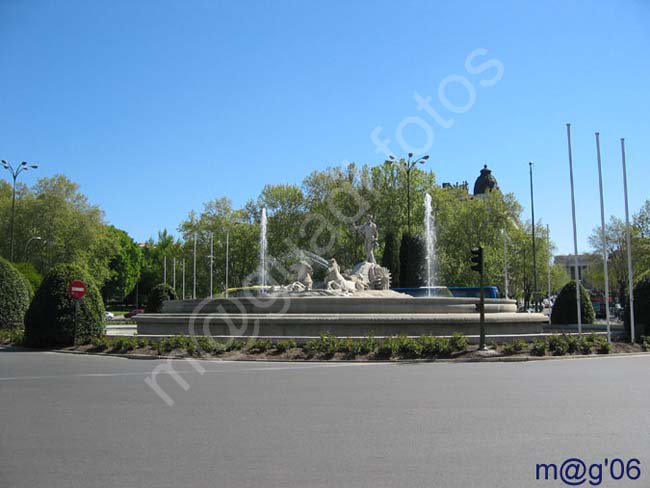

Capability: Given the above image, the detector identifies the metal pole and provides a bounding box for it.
[209,232,214,298]
[546,225,551,301]
[182,259,186,300]
[172,257,176,293]
[566,123,582,333]
[621,138,635,342]
[406,166,411,234]
[163,255,167,284]
[193,233,197,300]
[595,133,611,342]
[225,229,230,298]
[503,229,509,298]
[529,161,538,312]
[9,174,17,262]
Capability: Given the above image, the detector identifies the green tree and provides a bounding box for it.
[101,226,143,302]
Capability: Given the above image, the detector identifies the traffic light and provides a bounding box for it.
[470,246,483,274]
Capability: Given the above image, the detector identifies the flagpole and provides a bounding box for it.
[546,224,551,301]
[566,123,582,333]
[172,257,176,293]
[595,132,611,342]
[621,138,635,342]
[209,232,214,298]
[193,233,197,300]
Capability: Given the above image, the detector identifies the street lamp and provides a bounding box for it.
[388,153,429,234]
[24,236,45,260]
[2,160,38,261]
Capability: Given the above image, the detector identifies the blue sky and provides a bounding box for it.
[1,0,648,254]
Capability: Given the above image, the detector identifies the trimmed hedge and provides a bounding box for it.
[24,263,105,347]
[145,283,177,313]
[13,262,43,296]
[551,280,595,325]
[624,276,650,341]
[0,257,32,329]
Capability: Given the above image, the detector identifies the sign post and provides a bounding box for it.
[69,280,87,344]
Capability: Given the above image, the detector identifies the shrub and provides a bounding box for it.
[419,336,452,357]
[597,341,612,354]
[0,327,25,345]
[303,333,340,358]
[641,336,650,352]
[13,262,43,296]
[274,339,297,353]
[224,339,244,352]
[245,339,273,353]
[24,263,105,347]
[502,339,527,355]
[112,337,137,353]
[624,276,650,341]
[449,333,469,352]
[548,335,569,356]
[531,339,547,356]
[392,336,422,359]
[550,281,595,325]
[0,257,32,329]
[144,283,178,313]
[375,339,394,359]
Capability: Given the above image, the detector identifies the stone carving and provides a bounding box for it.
[325,258,366,292]
[473,164,499,195]
[287,260,313,292]
[353,215,379,264]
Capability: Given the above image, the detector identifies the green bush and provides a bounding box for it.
[641,336,650,352]
[531,339,547,356]
[0,327,25,345]
[548,335,569,356]
[0,257,32,329]
[144,283,178,313]
[13,262,43,296]
[449,333,469,352]
[624,276,650,341]
[112,337,137,353]
[24,263,105,347]
[502,339,527,354]
[245,338,273,353]
[274,339,297,353]
[550,281,595,325]
[419,336,452,357]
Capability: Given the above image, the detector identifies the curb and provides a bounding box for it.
[47,348,650,364]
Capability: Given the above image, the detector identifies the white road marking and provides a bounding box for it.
[0,360,389,382]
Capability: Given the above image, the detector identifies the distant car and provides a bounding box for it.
[124,308,144,318]
[104,311,115,321]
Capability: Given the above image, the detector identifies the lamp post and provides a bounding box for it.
[388,153,429,234]
[24,236,45,260]
[2,160,38,261]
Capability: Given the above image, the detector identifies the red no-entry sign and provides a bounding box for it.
[69,280,87,299]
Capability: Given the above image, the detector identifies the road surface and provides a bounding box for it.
[1,349,648,487]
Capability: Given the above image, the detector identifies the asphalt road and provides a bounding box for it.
[1,350,649,488]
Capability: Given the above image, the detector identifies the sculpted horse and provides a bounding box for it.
[325,258,365,292]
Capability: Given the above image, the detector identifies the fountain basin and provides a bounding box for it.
[134,295,548,338]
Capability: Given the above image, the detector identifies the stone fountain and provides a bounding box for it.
[135,213,549,342]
